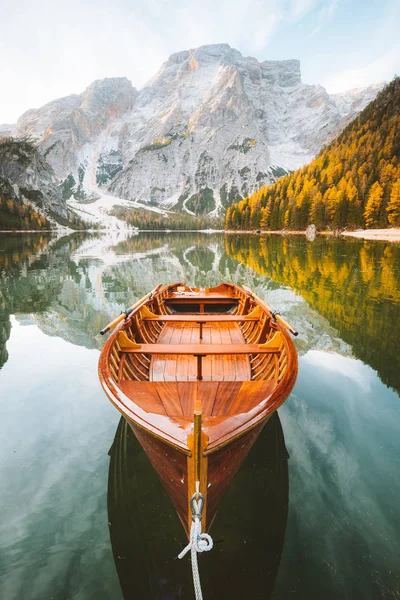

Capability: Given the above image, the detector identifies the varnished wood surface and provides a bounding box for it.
[150,321,252,382]
[98,281,298,537]
[165,297,239,304]
[119,343,281,354]
[142,315,259,322]
[118,380,277,418]
[99,282,297,453]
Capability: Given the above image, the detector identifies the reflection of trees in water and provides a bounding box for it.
[0,233,94,368]
[0,234,52,368]
[0,317,11,369]
[225,234,400,394]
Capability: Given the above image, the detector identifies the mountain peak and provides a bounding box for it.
[82,77,136,96]
[167,43,243,67]
[261,59,301,86]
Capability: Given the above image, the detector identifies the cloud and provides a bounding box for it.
[288,0,319,21]
[310,0,338,35]
[324,44,400,92]
[251,13,283,52]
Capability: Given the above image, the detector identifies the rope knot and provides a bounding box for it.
[196,532,213,553]
[177,494,214,600]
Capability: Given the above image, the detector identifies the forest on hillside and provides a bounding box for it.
[225,78,400,231]
[111,205,223,230]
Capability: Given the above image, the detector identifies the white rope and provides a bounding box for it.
[178,498,213,600]
[173,286,200,296]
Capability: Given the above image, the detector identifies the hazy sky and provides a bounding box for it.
[1,0,399,123]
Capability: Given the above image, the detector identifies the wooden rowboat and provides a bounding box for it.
[98,282,298,537]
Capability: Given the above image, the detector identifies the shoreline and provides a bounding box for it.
[340,228,400,241]
[224,228,400,242]
[1,227,400,242]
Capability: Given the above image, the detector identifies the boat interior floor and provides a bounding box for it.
[151,321,251,382]
[119,322,278,418]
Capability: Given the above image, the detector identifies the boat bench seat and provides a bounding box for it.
[118,330,282,381]
[119,343,280,354]
[142,315,259,322]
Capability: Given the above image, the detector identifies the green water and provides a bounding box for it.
[0,231,399,600]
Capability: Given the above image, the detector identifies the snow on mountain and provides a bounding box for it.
[15,78,137,179]
[0,124,14,136]
[331,82,385,117]
[11,45,384,217]
[0,138,69,218]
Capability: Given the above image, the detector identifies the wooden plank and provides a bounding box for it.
[218,323,234,380]
[176,382,199,417]
[229,324,246,345]
[164,324,183,381]
[151,323,177,381]
[198,382,219,415]
[154,382,183,416]
[226,380,277,416]
[166,293,239,301]
[188,326,199,381]
[165,298,239,305]
[142,315,259,322]
[219,323,237,381]
[211,381,243,415]
[176,325,193,381]
[210,324,223,381]
[119,381,167,415]
[120,343,281,355]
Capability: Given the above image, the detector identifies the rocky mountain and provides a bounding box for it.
[11,44,384,217]
[0,124,13,136]
[0,138,83,229]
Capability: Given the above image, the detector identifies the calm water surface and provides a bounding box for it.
[0,231,399,600]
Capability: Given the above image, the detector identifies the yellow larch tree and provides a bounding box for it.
[364,182,384,228]
[386,180,400,226]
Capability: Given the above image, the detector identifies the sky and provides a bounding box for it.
[1,0,399,123]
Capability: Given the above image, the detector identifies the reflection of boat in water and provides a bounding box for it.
[99,282,297,539]
[107,411,289,599]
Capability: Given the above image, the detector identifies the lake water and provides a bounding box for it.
[0,231,399,600]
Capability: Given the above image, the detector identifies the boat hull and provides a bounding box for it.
[108,413,289,599]
[128,415,270,535]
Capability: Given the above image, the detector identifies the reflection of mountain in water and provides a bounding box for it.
[0,232,352,369]
[225,235,400,394]
[107,412,289,600]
